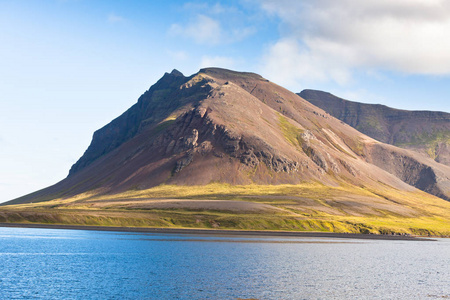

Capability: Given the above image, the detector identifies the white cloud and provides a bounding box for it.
[108,13,125,24]
[259,0,450,87]
[169,50,189,61]
[200,56,236,69]
[183,2,238,15]
[168,3,255,45]
[170,15,223,45]
[261,38,352,88]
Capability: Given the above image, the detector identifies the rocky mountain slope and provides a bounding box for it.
[5,68,450,205]
[298,89,450,166]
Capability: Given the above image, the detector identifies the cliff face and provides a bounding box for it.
[5,69,450,205]
[299,89,450,166]
[69,69,193,175]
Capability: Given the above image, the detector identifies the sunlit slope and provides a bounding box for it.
[2,183,450,236]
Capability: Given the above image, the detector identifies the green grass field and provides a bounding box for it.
[2,183,450,236]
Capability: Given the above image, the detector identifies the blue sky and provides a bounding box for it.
[1,0,450,202]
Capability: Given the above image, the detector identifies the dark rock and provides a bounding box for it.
[240,150,259,167]
[173,152,194,174]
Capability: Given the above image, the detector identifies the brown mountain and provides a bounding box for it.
[298,89,450,166]
[5,68,450,205]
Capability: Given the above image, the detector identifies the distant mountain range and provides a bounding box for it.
[299,89,450,166]
[6,68,449,205]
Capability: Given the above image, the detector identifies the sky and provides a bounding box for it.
[1,0,450,203]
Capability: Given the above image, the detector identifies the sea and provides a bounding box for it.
[0,227,449,299]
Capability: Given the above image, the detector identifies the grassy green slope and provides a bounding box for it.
[2,183,450,236]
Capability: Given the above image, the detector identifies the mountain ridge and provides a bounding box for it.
[298,89,450,166]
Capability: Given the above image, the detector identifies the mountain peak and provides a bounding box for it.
[170,69,184,77]
[198,67,264,80]
[162,69,184,78]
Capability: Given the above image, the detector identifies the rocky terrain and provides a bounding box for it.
[299,89,450,166]
[4,68,449,206]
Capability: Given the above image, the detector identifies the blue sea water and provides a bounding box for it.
[0,227,449,299]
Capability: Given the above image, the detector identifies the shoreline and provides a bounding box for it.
[0,222,435,241]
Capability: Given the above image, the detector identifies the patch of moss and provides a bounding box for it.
[356,115,384,134]
[341,135,365,157]
[277,114,304,148]
[153,119,176,134]
[395,130,450,148]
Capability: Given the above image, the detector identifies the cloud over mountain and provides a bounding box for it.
[260,0,450,87]
[169,3,255,45]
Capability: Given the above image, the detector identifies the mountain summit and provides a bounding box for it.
[6,68,450,205]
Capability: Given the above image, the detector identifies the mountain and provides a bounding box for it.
[298,89,450,166]
[5,68,450,206]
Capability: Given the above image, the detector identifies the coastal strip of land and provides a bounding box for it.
[0,222,435,241]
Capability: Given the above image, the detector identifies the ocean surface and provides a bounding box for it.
[0,227,449,299]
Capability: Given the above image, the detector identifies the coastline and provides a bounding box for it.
[0,222,435,241]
